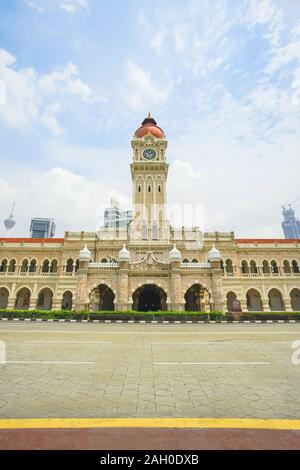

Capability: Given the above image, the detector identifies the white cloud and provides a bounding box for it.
[39,62,98,102]
[150,31,167,55]
[60,0,89,14]
[24,0,45,13]
[0,49,102,134]
[0,49,39,128]
[0,166,127,237]
[25,0,89,14]
[41,103,65,136]
[122,60,171,110]
[242,0,285,45]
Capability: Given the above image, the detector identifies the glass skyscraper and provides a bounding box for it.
[281,205,300,239]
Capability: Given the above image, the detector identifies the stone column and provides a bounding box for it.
[211,259,225,314]
[117,260,130,311]
[30,283,38,311]
[239,298,248,312]
[52,298,62,311]
[262,298,270,312]
[7,282,16,310]
[170,260,183,311]
[283,298,293,312]
[75,260,89,312]
[75,245,91,312]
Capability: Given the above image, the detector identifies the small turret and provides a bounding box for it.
[79,244,92,262]
[118,244,131,262]
[169,244,182,262]
[208,244,221,262]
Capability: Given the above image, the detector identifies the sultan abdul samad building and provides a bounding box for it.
[1,114,300,313]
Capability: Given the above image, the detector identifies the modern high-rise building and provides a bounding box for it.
[282,205,300,239]
[104,205,132,229]
[30,218,56,239]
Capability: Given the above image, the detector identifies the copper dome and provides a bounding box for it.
[135,113,165,139]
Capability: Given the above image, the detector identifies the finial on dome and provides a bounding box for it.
[169,243,182,261]
[208,243,221,261]
[134,113,165,139]
[118,244,131,262]
[79,244,91,262]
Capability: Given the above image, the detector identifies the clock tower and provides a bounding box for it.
[130,113,169,241]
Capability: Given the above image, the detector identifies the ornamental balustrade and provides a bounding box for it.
[89,261,119,268]
[180,262,211,268]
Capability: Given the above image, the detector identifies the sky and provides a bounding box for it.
[0,0,300,237]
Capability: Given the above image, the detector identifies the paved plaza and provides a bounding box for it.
[0,322,299,420]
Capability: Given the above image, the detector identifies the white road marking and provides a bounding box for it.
[25,341,112,344]
[0,361,96,364]
[154,362,272,365]
[271,342,293,344]
[152,341,235,344]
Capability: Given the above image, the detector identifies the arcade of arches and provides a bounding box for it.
[3,284,300,312]
[226,288,300,312]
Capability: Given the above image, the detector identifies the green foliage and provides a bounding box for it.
[0,309,299,321]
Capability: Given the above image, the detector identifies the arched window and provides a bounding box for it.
[66,258,73,273]
[182,259,189,264]
[8,259,16,273]
[158,185,161,192]
[75,259,79,272]
[0,259,8,273]
[101,258,108,263]
[292,260,299,274]
[283,260,291,274]
[192,258,198,263]
[262,260,270,274]
[50,260,58,273]
[152,223,158,240]
[241,260,249,274]
[29,259,37,273]
[138,185,141,193]
[226,259,234,274]
[271,260,279,274]
[142,223,148,240]
[21,259,29,273]
[42,259,50,273]
[250,260,258,274]
[148,185,151,192]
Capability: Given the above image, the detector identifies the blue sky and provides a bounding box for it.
[0,0,300,237]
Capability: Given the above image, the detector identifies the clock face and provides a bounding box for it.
[143,148,156,160]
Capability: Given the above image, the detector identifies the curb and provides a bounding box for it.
[0,318,299,324]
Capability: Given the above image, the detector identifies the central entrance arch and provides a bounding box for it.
[132,284,167,311]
